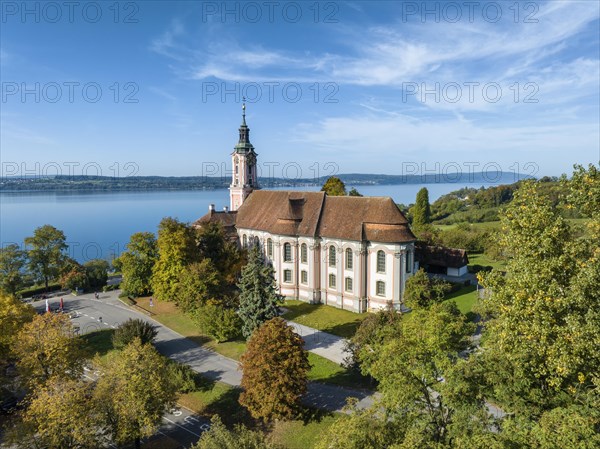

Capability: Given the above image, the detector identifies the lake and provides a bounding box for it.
[1,183,495,262]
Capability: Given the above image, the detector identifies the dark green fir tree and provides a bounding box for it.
[237,245,283,338]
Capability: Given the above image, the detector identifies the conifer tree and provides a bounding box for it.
[411,187,432,229]
[237,245,282,339]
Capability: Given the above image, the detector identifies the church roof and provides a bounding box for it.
[235,190,416,243]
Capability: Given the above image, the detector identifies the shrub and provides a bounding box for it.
[166,361,198,393]
[112,318,158,349]
[194,305,241,343]
[102,284,120,292]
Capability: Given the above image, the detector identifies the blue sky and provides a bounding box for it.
[1,0,599,179]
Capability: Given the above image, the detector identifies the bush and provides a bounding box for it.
[102,284,120,292]
[17,283,62,298]
[112,318,158,349]
[166,361,198,393]
[194,305,242,343]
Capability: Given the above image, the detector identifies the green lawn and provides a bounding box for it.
[468,252,506,271]
[444,285,478,320]
[282,300,368,338]
[307,352,372,390]
[270,415,339,449]
[433,221,501,231]
[81,328,117,359]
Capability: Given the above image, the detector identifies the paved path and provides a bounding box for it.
[286,321,348,365]
[34,292,376,413]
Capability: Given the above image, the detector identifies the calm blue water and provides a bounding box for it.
[0,183,494,262]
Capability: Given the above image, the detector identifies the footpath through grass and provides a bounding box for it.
[131,297,369,389]
[282,300,368,338]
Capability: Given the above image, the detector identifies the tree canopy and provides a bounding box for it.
[239,317,310,421]
[24,225,68,290]
[321,176,347,196]
[117,231,158,297]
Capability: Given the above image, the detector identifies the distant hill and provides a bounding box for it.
[0,172,534,192]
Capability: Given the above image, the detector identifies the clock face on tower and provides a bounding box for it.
[247,153,256,166]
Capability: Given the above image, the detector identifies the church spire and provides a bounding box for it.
[241,97,247,126]
[236,97,253,150]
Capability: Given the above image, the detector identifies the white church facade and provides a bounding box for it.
[196,104,417,313]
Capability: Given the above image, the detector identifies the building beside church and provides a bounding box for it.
[196,104,417,313]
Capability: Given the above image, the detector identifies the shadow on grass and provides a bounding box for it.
[313,369,375,391]
[204,387,253,428]
[81,329,116,357]
[320,321,362,339]
[282,302,364,339]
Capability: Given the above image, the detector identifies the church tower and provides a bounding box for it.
[229,100,258,211]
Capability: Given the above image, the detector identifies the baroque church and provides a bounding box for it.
[196,103,417,313]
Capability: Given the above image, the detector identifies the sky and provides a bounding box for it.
[1,0,599,180]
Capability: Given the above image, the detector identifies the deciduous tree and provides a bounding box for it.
[20,376,102,449]
[239,317,310,421]
[13,312,84,388]
[175,259,223,313]
[117,232,158,297]
[0,292,35,361]
[403,268,451,309]
[321,176,347,196]
[84,259,110,289]
[151,217,199,302]
[191,415,275,449]
[94,338,177,449]
[25,225,68,291]
[0,244,27,296]
[237,245,282,338]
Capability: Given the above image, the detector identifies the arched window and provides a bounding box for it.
[242,235,247,248]
[254,236,260,247]
[329,273,336,288]
[376,281,386,296]
[376,250,386,273]
[345,248,353,270]
[267,238,273,257]
[301,243,308,264]
[283,243,292,262]
[405,251,411,273]
[345,277,353,292]
[329,246,336,267]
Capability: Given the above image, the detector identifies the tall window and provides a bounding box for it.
[283,243,292,262]
[376,250,386,273]
[405,251,411,273]
[301,270,308,284]
[329,246,336,267]
[301,243,308,264]
[345,248,353,270]
[242,235,247,248]
[329,274,336,288]
[267,238,273,257]
[254,236,260,247]
[345,277,353,292]
[283,269,292,283]
[376,281,386,296]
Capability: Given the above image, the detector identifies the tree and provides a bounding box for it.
[24,225,67,291]
[84,259,109,289]
[151,217,199,302]
[403,268,451,309]
[13,313,84,388]
[197,222,245,285]
[478,178,600,416]
[411,187,432,229]
[348,187,363,197]
[194,304,242,342]
[19,376,102,449]
[355,302,485,447]
[237,245,282,338]
[321,176,347,196]
[0,244,27,296]
[59,258,88,291]
[239,317,310,421]
[191,415,275,449]
[117,232,158,297]
[0,292,35,361]
[175,259,223,313]
[94,338,177,449]
[112,318,158,349]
